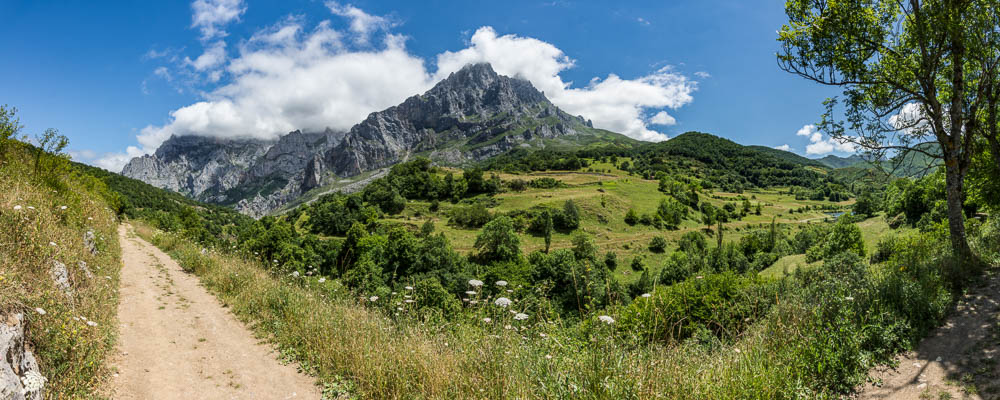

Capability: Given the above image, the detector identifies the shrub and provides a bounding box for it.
[624,208,639,225]
[474,216,521,263]
[649,236,668,253]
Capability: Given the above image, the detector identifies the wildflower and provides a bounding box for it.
[465,290,477,295]
[87,217,93,220]
[734,348,741,353]
[483,317,492,323]
[506,289,513,293]
[405,286,414,290]
[20,370,46,394]
[504,324,513,330]
[494,297,512,308]
[59,206,67,210]
[405,299,415,303]
[291,271,300,278]
[369,296,379,302]
[844,296,854,301]
[13,205,22,211]
[86,321,98,327]
[539,332,547,338]
[27,206,35,210]
[695,276,704,279]
[469,300,478,305]
[468,279,484,288]
[49,242,56,246]
[495,280,508,287]
[598,315,615,325]
[513,313,529,321]
[397,307,403,311]
[545,354,553,359]
[641,293,652,298]
[34,307,46,315]
[318,278,326,283]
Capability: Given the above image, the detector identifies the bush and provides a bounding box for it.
[474,216,521,263]
[649,236,668,253]
[449,203,491,228]
[624,208,639,225]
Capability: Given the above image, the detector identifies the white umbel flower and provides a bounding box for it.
[598,315,615,325]
[369,296,379,302]
[641,293,652,298]
[513,313,529,321]
[34,307,46,315]
[13,205,22,211]
[494,297,512,308]
[468,279,484,287]
[495,280,508,287]
[21,370,46,394]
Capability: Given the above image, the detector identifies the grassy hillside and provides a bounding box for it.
[0,140,122,396]
[747,145,827,168]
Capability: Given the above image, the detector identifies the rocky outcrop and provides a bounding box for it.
[122,129,344,217]
[83,230,97,255]
[49,261,72,298]
[327,63,592,177]
[1,313,45,400]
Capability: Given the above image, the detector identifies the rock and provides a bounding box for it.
[78,261,93,280]
[49,261,72,297]
[83,230,97,255]
[0,313,46,400]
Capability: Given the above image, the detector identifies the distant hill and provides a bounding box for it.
[814,154,867,169]
[747,146,827,168]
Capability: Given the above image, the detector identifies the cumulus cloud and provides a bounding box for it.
[191,0,246,40]
[436,27,696,141]
[325,1,394,45]
[650,111,676,126]
[774,144,791,151]
[694,71,711,79]
[100,4,700,170]
[796,124,856,155]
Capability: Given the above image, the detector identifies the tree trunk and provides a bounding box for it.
[944,161,973,264]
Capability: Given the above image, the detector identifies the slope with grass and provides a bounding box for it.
[0,140,122,397]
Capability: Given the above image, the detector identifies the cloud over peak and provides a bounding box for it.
[796,124,856,155]
[100,2,700,171]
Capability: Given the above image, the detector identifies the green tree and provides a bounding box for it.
[0,104,22,161]
[474,216,521,263]
[33,128,69,176]
[778,0,997,263]
[624,208,639,225]
[541,209,554,253]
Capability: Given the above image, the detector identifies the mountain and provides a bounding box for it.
[747,146,827,168]
[815,154,867,169]
[122,129,344,217]
[327,63,632,177]
[122,62,633,217]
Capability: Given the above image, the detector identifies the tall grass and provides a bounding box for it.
[136,216,971,399]
[0,141,122,397]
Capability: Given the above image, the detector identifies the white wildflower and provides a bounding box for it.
[369,296,379,302]
[397,307,403,311]
[483,317,492,323]
[465,290,477,295]
[641,293,652,298]
[468,279,484,288]
[506,289,513,293]
[494,297,512,308]
[318,278,326,283]
[86,321,98,327]
[34,307,46,315]
[291,271,300,278]
[495,280,508,287]
[405,299,415,303]
[469,300,478,305]
[504,324,513,330]
[405,286,414,290]
[26,206,35,210]
[844,296,854,301]
[598,315,615,325]
[734,348,741,353]
[59,206,67,210]
[20,370,46,393]
[13,205,22,211]
[545,354,553,359]
[695,276,704,279]
[49,242,56,246]
[513,313,529,321]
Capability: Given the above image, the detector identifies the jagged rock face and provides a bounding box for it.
[121,135,273,200]
[121,129,344,217]
[1,313,45,400]
[329,63,592,177]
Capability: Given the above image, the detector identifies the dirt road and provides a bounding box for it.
[858,269,1000,400]
[107,225,322,399]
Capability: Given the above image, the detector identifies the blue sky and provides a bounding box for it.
[0,0,853,171]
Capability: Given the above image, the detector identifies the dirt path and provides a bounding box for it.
[858,269,1000,400]
[107,225,322,399]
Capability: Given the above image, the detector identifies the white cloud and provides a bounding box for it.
[650,111,676,126]
[694,71,711,79]
[185,41,227,71]
[637,17,650,26]
[191,0,246,40]
[435,27,696,141]
[325,1,393,45]
[796,124,856,155]
[103,7,700,169]
[774,144,791,151]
